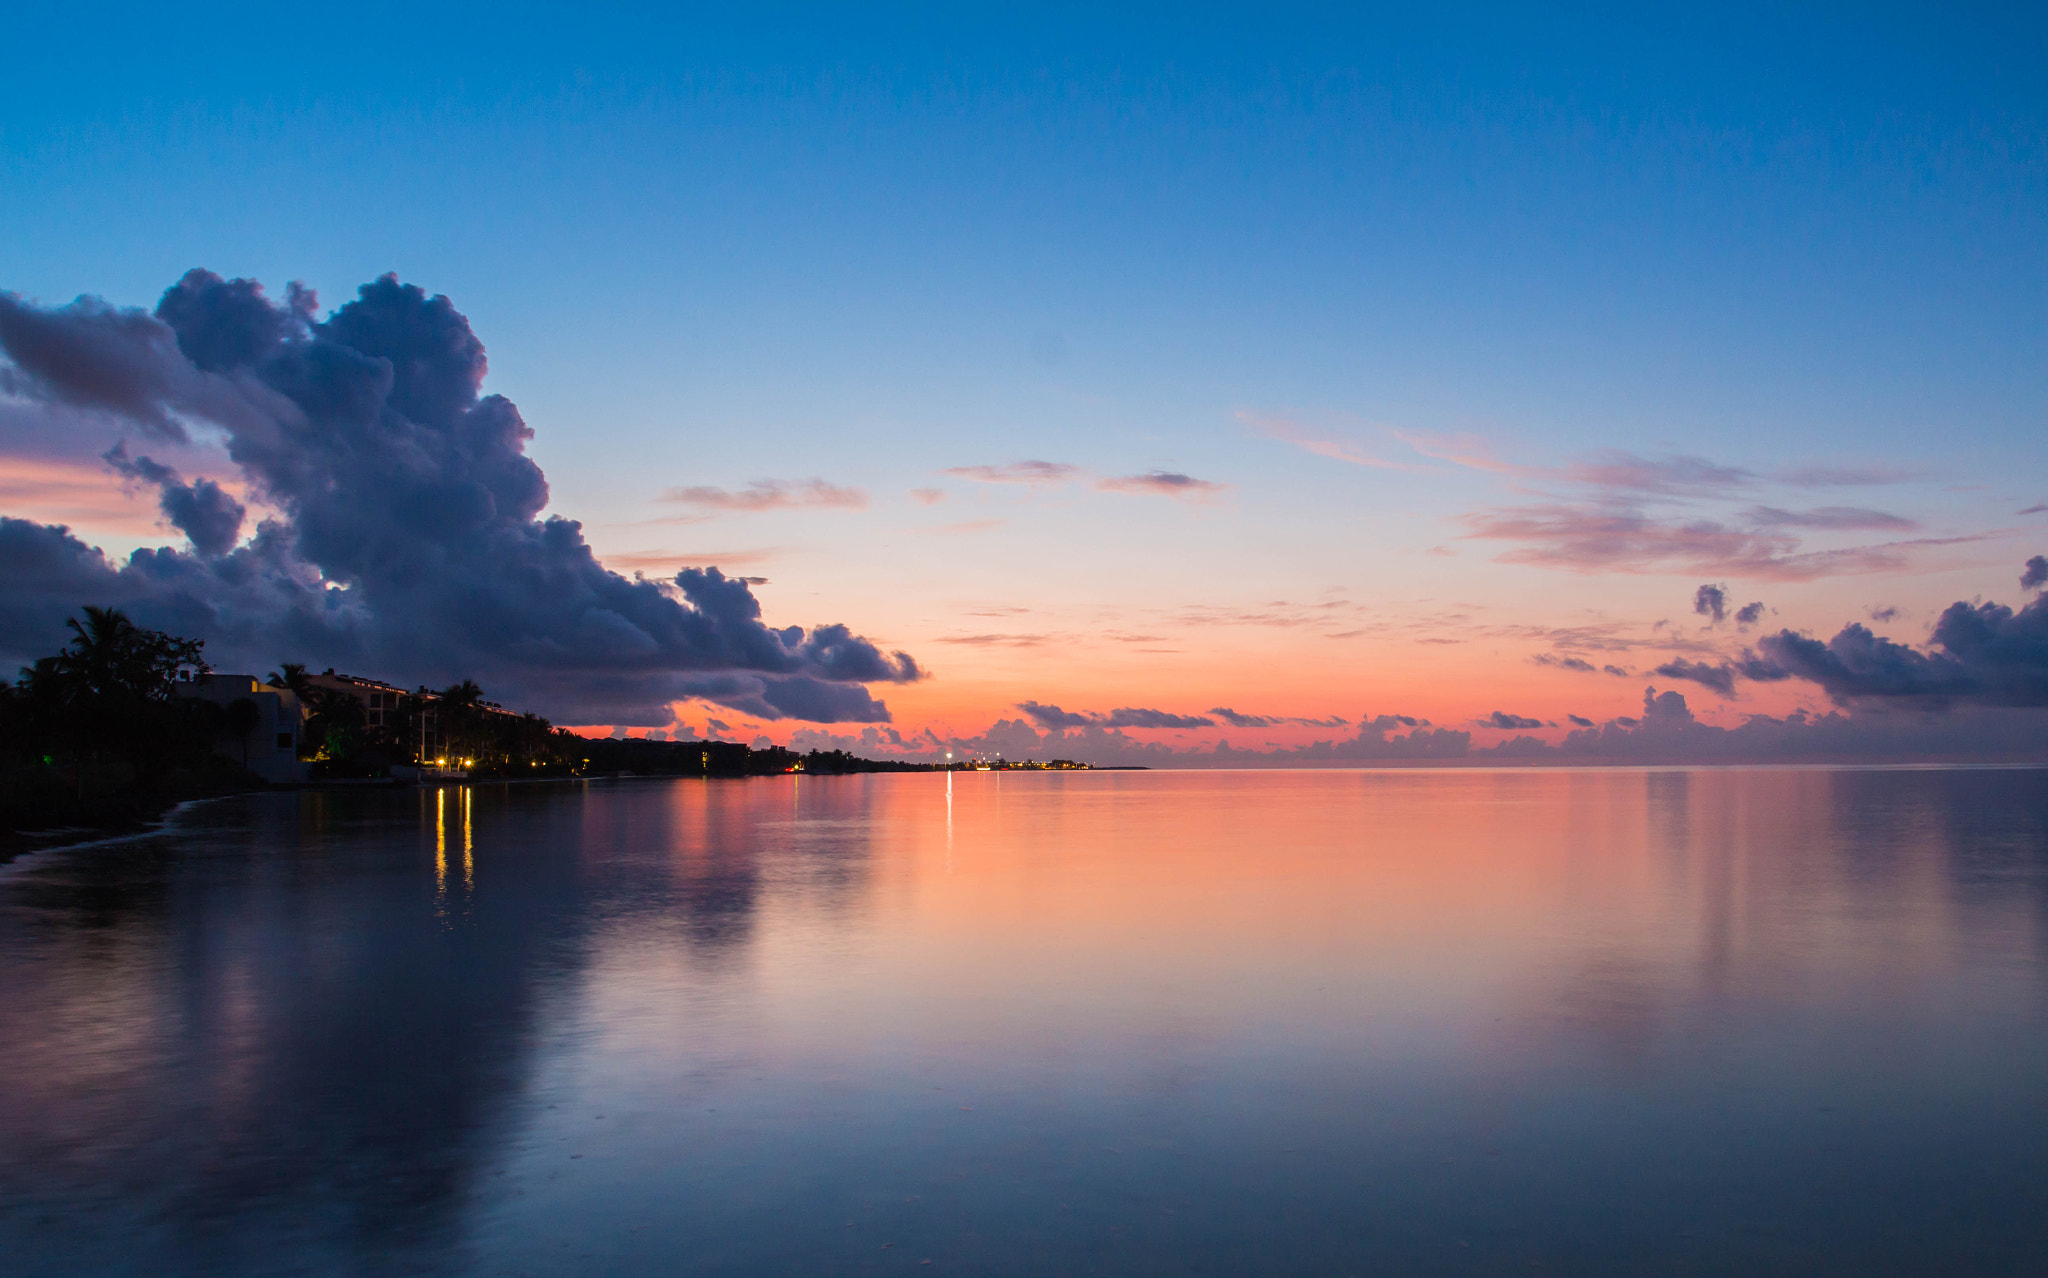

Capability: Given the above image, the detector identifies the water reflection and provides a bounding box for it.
[0,768,2042,1276]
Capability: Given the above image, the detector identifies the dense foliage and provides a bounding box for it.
[0,609,253,842]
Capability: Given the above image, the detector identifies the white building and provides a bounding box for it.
[176,674,309,784]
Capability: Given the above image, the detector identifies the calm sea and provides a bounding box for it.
[1,768,2045,1276]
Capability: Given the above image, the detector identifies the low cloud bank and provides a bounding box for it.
[784,577,2048,766]
[0,271,921,724]
[785,689,2048,768]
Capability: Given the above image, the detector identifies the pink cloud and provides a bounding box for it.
[658,478,866,512]
[1462,503,1992,581]
[1240,412,1429,471]
[940,460,1082,486]
[1096,470,1230,501]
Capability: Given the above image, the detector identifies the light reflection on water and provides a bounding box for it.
[0,768,2045,1275]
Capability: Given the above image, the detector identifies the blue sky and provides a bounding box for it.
[3,2,2046,745]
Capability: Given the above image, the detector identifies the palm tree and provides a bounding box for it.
[225,697,261,767]
[267,662,312,697]
[438,679,485,765]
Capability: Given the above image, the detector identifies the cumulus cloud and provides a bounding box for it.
[2023,555,2048,591]
[1735,601,1766,627]
[0,270,921,725]
[1651,658,1738,697]
[1694,583,1729,624]
[659,479,867,512]
[102,442,246,556]
[1096,470,1229,500]
[1209,707,1281,727]
[782,681,2048,766]
[1743,592,2048,708]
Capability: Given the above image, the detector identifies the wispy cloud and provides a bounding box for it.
[1240,412,1430,471]
[1388,429,1527,476]
[1393,431,1757,496]
[941,460,1083,486]
[908,487,946,505]
[1015,701,1215,729]
[943,459,1229,501]
[1743,505,1919,531]
[936,633,1050,647]
[605,547,781,572]
[1776,462,1932,487]
[659,478,867,512]
[1462,504,1989,581]
[917,518,1006,535]
[1209,707,1350,728]
[1561,451,1754,496]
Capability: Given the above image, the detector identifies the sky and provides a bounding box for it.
[2,2,2046,762]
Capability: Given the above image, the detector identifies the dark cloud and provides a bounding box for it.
[1014,700,1092,729]
[2023,556,2048,591]
[0,291,197,440]
[103,442,246,557]
[1867,605,1900,623]
[1735,601,1765,627]
[1745,590,2048,708]
[1207,707,1349,728]
[659,479,867,512]
[1694,583,1728,624]
[1097,471,1229,500]
[1651,658,1738,697]
[1209,707,1282,728]
[1533,652,1597,672]
[1015,701,1214,730]
[1479,711,1544,730]
[1568,714,1594,727]
[2021,504,2048,516]
[1602,664,1631,677]
[0,271,920,724]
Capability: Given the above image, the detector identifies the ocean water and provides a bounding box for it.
[0,767,2045,1276]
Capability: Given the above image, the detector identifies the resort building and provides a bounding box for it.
[175,674,308,784]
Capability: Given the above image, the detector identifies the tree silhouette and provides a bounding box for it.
[32,606,208,707]
[225,697,261,766]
